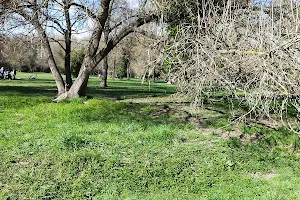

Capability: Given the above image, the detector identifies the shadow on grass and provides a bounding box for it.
[1,79,176,100]
[88,87,174,99]
[77,102,166,124]
[0,85,57,97]
[74,100,230,131]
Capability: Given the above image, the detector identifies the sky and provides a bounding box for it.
[128,0,140,9]
[5,0,298,39]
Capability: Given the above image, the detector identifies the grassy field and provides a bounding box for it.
[1,73,300,199]
[0,72,175,99]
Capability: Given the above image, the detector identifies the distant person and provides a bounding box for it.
[3,70,8,79]
[98,73,104,79]
[5,70,12,80]
[12,68,17,80]
[0,67,3,79]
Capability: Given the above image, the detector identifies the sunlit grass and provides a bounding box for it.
[0,73,300,199]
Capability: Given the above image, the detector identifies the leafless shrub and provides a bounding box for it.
[165,0,300,131]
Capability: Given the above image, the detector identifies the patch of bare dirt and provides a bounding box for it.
[201,128,221,135]
[251,171,278,180]
[220,130,243,139]
[121,96,189,104]
[188,117,203,128]
[16,120,25,124]
[13,161,30,166]
[0,183,8,191]
[220,130,264,144]
[149,106,193,123]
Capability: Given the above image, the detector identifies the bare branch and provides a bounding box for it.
[94,14,159,65]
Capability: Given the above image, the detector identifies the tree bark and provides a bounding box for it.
[63,63,91,99]
[63,0,111,98]
[64,37,72,90]
[100,56,108,88]
[100,30,109,88]
[126,64,130,79]
[64,3,73,90]
[112,59,115,80]
[38,28,66,95]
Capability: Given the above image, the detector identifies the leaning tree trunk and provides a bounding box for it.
[56,48,109,101]
[18,4,66,96]
[38,28,66,95]
[30,16,66,95]
[62,0,111,98]
[62,57,94,99]
[100,30,109,88]
[67,68,90,98]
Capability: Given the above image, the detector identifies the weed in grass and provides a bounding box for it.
[59,97,88,104]
[212,119,230,128]
[61,133,93,151]
[227,137,242,148]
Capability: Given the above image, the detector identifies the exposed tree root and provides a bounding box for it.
[53,92,69,103]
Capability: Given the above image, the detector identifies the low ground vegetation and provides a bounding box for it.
[0,73,300,199]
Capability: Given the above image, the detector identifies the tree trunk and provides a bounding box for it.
[100,30,109,88]
[26,8,66,95]
[79,78,88,96]
[112,59,115,80]
[100,56,108,88]
[64,36,72,89]
[63,0,110,97]
[64,4,73,90]
[39,29,65,95]
[66,59,92,98]
[126,64,130,79]
[141,66,149,85]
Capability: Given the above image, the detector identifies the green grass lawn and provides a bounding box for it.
[0,72,176,99]
[1,73,300,199]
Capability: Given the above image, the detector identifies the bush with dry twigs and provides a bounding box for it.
[162,0,300,131]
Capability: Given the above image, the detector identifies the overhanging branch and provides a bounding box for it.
[93,13,159,65]
[70,2,97,20]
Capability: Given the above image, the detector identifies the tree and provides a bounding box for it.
[56,0,158,100]
[114,37,135,79]
[2,0,159,99]
[2,0,70,94]
[0,35,47,72]
[27,0,88,89]
[100,0,138,87]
